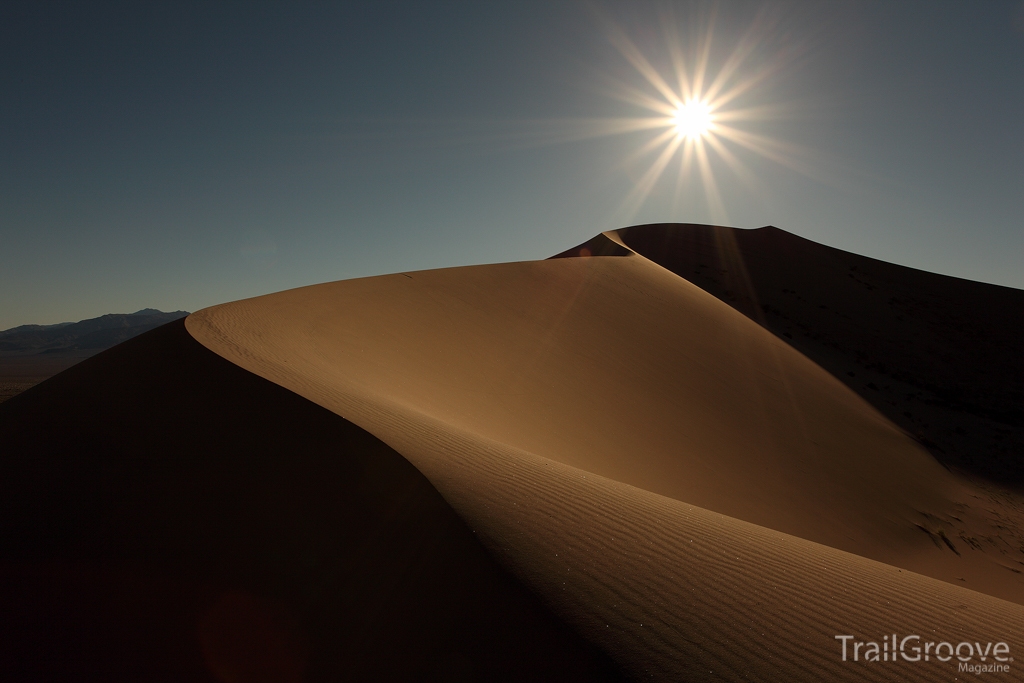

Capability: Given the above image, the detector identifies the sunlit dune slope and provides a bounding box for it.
[556,223,1024,487]
[189,243,1024,606]
[185,244,1024,681]
[0,320,622,682]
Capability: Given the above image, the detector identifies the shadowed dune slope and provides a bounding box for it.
[565,223,1024,487]
[0,320,624,682]
[0,309,190,404]
[188,253,1024,679]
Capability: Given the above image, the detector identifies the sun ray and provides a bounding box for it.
[701,8,772,104]
[617,133,685,222]
[593,73,683,116]
[670,136,698,216]
[694,138,727,222]
[707,60,783,112]
[659,4,693,102]
[621,127,680,169]
[680,136,696,180]
[710,103,794,123]
[711,123,820,178]
[420,115,682,156]
[599,14,684,109]
[703,132,767,198]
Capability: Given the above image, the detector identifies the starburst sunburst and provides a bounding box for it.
[565,6,819,224]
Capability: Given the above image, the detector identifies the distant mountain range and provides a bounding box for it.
[0,309,189,355]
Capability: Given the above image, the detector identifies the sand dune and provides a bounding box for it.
[189,239,1024,604]
[0,321,620,681]
[2,224,1022,681]
[559,224,1024,487]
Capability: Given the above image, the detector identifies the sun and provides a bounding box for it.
[547,7,817,224]
[497,10,814,224]
[672,100,714,139]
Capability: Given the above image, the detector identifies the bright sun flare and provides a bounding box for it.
[672,100,713,139]
[559,8,815,224]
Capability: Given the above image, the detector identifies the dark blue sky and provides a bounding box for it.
[2,1,1022,329]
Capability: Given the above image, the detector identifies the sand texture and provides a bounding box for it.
[2,224,1022,681]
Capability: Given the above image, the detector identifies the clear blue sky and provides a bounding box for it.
[2,1,1022,329]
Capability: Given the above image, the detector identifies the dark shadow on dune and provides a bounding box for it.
[594,223,1021,488]
[0,319,624,682]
